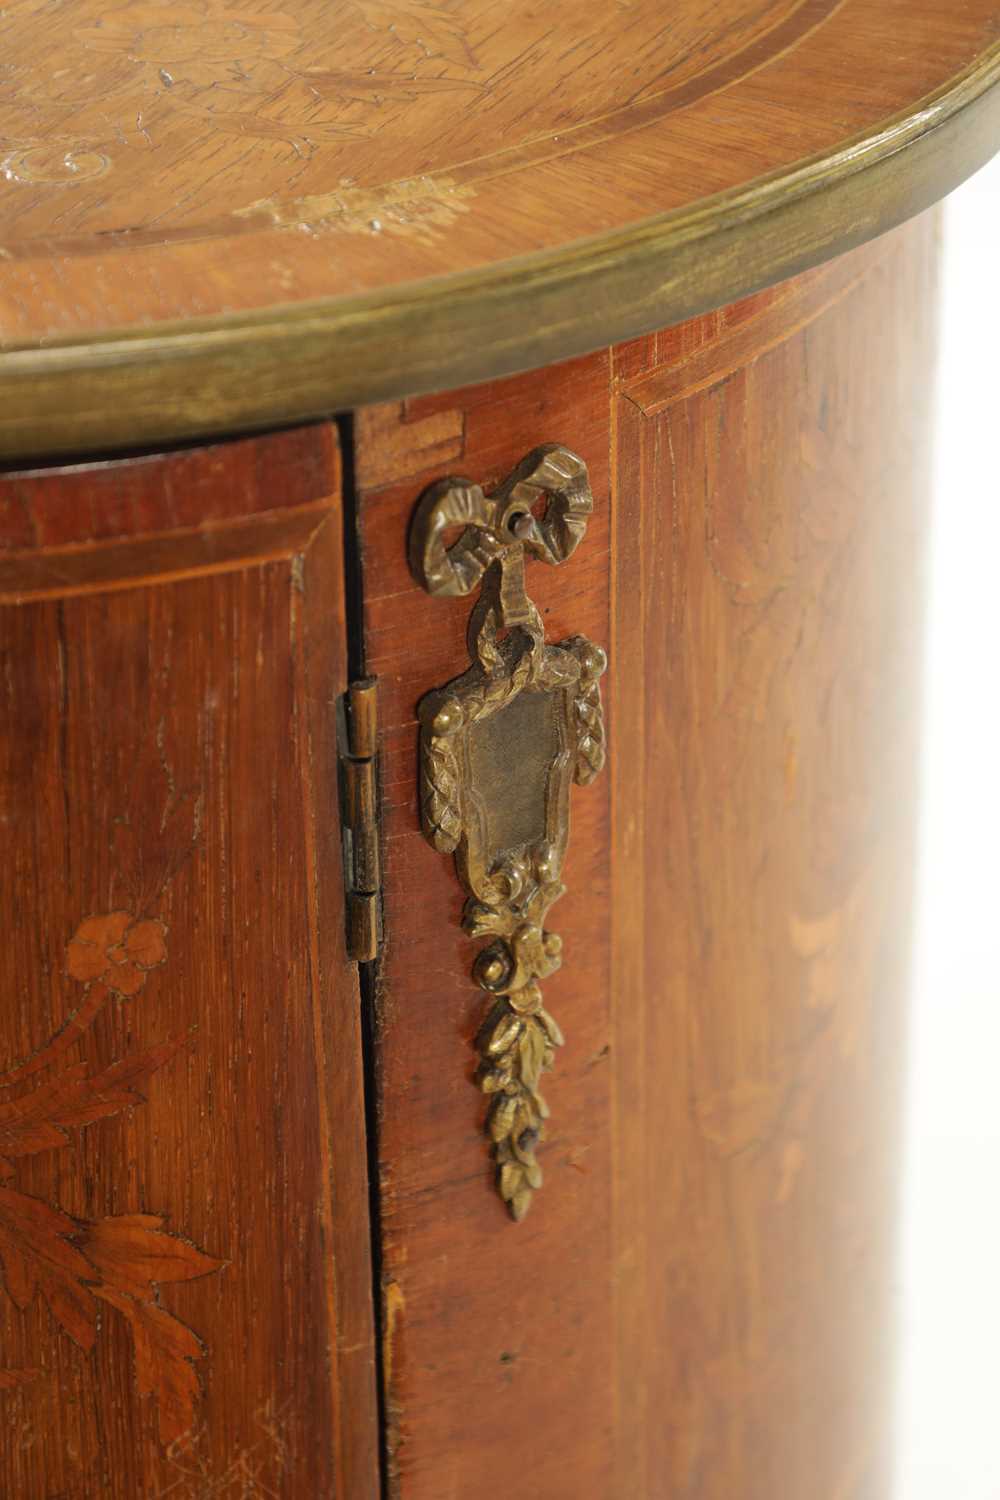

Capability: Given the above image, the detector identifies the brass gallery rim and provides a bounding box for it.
[0,42,998,461]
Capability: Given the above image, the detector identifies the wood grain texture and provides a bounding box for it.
[0,0,996,456]
[0,0,989,324]
[0,426,380,1498]
[610,211,939,1499]
[356,213,937,1497]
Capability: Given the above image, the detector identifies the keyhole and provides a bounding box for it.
[507,493,549,538]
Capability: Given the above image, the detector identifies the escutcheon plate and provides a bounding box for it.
[409,444,606,1219]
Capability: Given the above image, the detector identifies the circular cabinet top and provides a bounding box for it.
[1,0,998,458]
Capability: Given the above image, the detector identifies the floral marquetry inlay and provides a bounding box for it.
[66,910,168,994]
[0,733,224,1447]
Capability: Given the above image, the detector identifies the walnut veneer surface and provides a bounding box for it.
[0,1,998,1497]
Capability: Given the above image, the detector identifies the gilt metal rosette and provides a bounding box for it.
[409,444,606,1220]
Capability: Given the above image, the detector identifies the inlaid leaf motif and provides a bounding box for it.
[0,1038,187,1171]
[0,747,219,1441]
[0,1052,219,1437]
[94,1287,206,1446]
[0,1039,222,1440]
[0,980,114,1091]
[81,1214,223,1303]
[0,1199,222,1439]
[0,1239,33,1306]
[84,1214,223,1445]
[0,1187,97,1349]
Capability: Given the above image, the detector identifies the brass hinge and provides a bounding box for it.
[341,678,382,962]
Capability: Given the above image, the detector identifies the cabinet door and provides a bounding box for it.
[0,426,378,1499]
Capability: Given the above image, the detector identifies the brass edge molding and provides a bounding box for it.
[0,42,998,460]
[410,445,606,1220]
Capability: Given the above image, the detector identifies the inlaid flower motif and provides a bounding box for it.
[65,911,167,996]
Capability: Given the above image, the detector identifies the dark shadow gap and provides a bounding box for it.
[336,409,390,1500]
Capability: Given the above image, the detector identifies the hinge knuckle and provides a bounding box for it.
[347,892,379,964]
[342,677,382,962]
[348,678,379,759]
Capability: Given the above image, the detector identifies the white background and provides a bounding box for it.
[896,153,1000,1500]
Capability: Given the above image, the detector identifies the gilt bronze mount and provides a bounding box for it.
[409,445,606,1219]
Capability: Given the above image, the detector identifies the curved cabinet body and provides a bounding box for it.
[0,208,942,1496]
[1,0,992,1486]
[357,212,937,1498]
